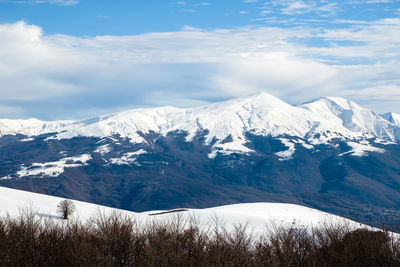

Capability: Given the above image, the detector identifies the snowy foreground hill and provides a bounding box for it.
[0,186,367,235]
[1,92,400,227]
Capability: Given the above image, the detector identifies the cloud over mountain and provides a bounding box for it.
[0,19,399,119]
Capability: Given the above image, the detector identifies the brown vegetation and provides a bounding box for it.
[0,210,399,266]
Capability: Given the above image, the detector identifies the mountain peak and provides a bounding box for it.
[304,96,362,111]
[211,91,292,112]
[238,91,285,103]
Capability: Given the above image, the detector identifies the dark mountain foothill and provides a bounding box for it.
[1,132,400,227]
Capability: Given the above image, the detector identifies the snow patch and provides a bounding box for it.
[20,137,34,142]
[293,139,314,149]
[94,144,111,155]
[275,139,296,161]
[375,138,397,145]
[339,142,385,157]
[108,149,147,165]
[209,141,253,159]
[0,154,92,179]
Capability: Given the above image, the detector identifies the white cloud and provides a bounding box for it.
[274,0,338,16]
[366,0,392,3]
[316,3,338,14]
[342,85,400,113]
[311,18,400,59]
[281,1,313,14]
[0,22,84,101]
[45,0,78,5]
[0,20,400,119]
[259,10,271,16]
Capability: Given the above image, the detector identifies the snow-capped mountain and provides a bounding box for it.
[1,92,400,227]
[1,92,399,159]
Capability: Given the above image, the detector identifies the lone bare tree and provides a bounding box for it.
[57,199,76,220]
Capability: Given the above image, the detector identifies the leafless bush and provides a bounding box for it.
[0,208,399,266]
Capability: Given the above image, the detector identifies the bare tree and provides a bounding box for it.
[57,199,76,220]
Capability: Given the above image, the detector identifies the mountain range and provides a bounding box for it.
[1,92,400,227]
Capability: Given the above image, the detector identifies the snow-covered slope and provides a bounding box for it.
[382,112,400,126]
[300,97,399,141]
[0,186,366,233]
[0,118,73,137]
[1,92,399,158]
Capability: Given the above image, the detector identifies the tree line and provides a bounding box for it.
[0,206,399,266]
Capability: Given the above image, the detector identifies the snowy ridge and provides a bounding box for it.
[0,186,368,234]
[382,112,400,126]
[1,92,400,158]
[0,118,73,137]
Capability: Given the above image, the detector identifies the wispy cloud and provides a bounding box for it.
[279,0,338,15]
[366,0,392,3]
[173,1,210,7]
[3,0,79,5]
[281,1,313,14]
[97,14,110,19]
[42,0,78,5]
[179,9,196,13]
[173,1,209,13]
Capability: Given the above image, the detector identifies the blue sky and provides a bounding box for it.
[0,0,400,119]
[1,0,399,35]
